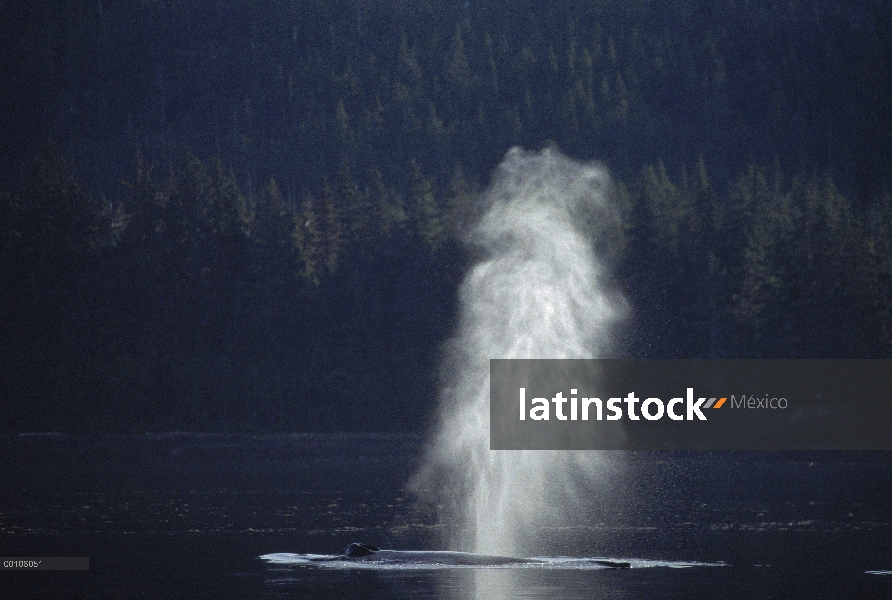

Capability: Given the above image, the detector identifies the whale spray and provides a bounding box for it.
[411,146,628,557]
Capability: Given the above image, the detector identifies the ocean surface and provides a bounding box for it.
[1,433,890,599]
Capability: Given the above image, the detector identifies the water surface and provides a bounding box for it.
[1,434,890,599]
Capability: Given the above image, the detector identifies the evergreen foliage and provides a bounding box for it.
[0,0,890,432]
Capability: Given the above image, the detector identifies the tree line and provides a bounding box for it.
[1,142,889,433]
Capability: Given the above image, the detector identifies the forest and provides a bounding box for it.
[1,0,890,432]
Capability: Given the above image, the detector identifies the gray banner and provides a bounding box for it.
[490,359,892,450]
[1,557,89,570]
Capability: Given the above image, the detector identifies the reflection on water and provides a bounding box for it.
[264,566,642,600]
[461,569,629,600]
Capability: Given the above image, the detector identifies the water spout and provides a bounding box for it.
[411,146,628,557]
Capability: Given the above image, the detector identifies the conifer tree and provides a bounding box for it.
[319,178,342,274]
[297,190,323,285]
[23,142,111,261]
[445,162,472,238]
[337,155,369,245]
[254,178,296,276]
[408,158,444,252]
[865,189,892,354]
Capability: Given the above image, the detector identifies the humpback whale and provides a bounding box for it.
[277,543,631,568]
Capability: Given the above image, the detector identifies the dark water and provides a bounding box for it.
[1,434,890,599]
